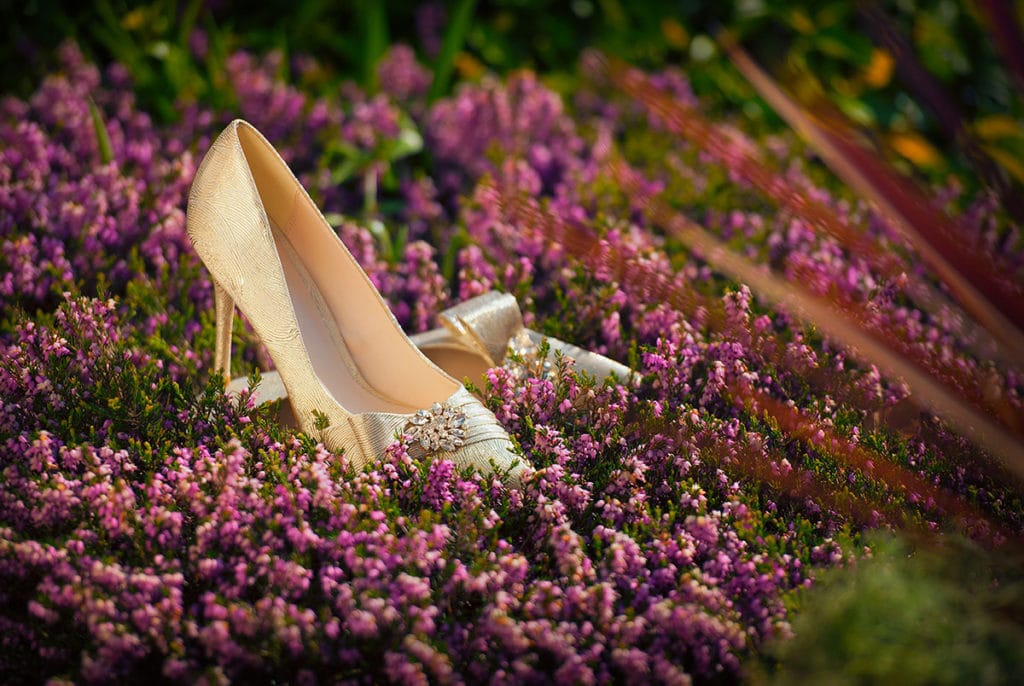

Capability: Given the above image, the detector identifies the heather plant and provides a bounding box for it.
[1,10,1023,686]
[1,294,805,682]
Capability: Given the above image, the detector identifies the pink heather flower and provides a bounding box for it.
[377,45,432,102]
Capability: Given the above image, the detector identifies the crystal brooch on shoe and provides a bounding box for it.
[407,402,468,453]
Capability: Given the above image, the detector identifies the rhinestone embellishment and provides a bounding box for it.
[407,402,467,453]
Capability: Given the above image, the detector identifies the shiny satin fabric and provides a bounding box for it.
[438,290,524,366]
[438,291,636,385]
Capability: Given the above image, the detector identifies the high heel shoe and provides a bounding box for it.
[227,290,637,420]
[188,120,524,481]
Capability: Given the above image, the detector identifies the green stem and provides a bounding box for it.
[363,168,379,217]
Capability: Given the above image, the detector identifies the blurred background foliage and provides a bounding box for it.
[751,531,1024,684]
[4,0,1024,186]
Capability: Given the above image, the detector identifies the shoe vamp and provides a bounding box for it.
[322,388,521,476]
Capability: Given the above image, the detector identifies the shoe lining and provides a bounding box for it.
[236,123,458,414]
[271,221,418,414]
[418,344,490,384]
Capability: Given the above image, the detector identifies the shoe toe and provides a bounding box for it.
[442,432,526,485]
[324,388,527,484]
[406,389,526,483]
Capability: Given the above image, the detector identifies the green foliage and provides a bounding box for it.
[87,98,115,166]
[359,0,389,89]
[89,0,210,122]
[752,532,1024,685]
[3,1,1024,680]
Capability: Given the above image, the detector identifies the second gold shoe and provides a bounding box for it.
[187,120,525,482]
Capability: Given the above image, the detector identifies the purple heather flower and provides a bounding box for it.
[377,45,433,102]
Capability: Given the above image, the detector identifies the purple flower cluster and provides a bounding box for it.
[0,297,803,683]
[426,71,585,194]
[378,45,433,103]
[0,44,196,314]
[1,39,1021,685]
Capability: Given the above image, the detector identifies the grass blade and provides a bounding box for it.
[611,162,1024,485]
[598,57,901,275]
[594,52,1010,366]
[360,0,388,90]
[428,0,477,102]
[481,169,1024,482]
[87,97,115,166]
[858,0,1024,225]
[730,381,1015,542]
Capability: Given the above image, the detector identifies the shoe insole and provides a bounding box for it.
[271,221,419,415]
[416,344,489,384]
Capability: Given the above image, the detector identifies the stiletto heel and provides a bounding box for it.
[188,120,524,481]
[213,281,234,383]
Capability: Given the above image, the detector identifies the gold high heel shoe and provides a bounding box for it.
[188,120,524,481]
[227,290,637,420]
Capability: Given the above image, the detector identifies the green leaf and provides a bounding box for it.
[312,408,331,431]
[813,26,873,65]
[323,212,347,228]
[367,219,392,262]
[325,140,368,185]
[177,0,203,47]
[87,98,115,167]
[834,93,876,127]
[390,122,424,161]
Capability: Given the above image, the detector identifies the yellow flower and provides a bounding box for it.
[864,49,895,88]
[974,114,1021,141]
[455,52,485,79]
[661,18,689,50]
[888,132,942,167]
